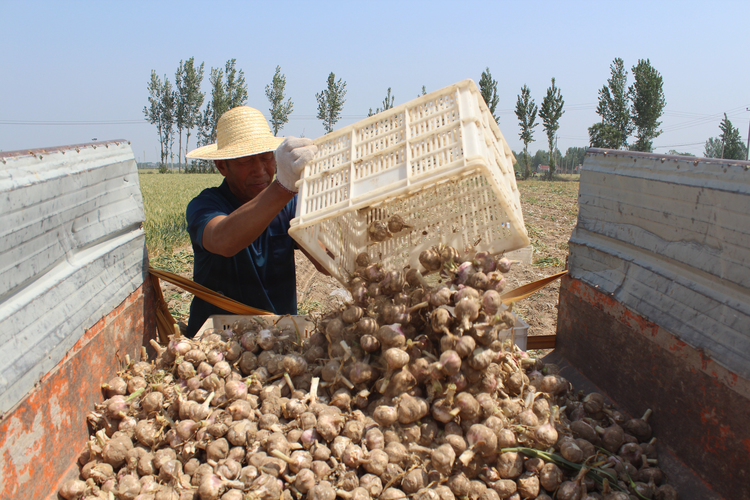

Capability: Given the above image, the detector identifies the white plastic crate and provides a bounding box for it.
[497,310,530,352]
[196,315,315,340]
[290,79,530,284]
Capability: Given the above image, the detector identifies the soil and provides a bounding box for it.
[158,179,579,342]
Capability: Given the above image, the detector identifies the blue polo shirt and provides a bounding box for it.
[184,179,297,337]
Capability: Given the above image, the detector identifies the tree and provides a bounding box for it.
[143,71,176,171]
[532,149,550,169]
[265,65,294,135]
[704,137,723,158]
[420,85,427,96]
[705,113,748,160]
[143,71,165,168]
[368,87,395,117]
[539,78,565,178]
[174,60,187,170]
[514,84,538,179]
[562,146,587,173]
[197,67,226,147]
[589,57,633,149]
[175,58,205,171]
[161,77,175,170]
[224,59,248,109]
[181,58,205,169]
[479,67,500,123]
[667,150,695,157]
[629,59,666,152]
[316,72,347,133]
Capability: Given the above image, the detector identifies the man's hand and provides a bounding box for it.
[275,137,318,192]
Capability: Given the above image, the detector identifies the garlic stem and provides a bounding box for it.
[340,340,354,362]
[642,408,652,422]
[308,377,319,404]
[458,448,475,466]
[150,339,166,354]
[407,301,429,313]
[125,387,145,402]
[407,443,433,454]
[270,449,293,464]
[339,375,355,390]
[284,373,296,392]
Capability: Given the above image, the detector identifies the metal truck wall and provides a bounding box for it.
[0,141,156,499]
[557,149,750,499]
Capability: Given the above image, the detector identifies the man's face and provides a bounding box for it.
[216,152,276,204]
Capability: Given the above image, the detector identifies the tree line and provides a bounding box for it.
[144,58,746,174]
[144,60,373,171]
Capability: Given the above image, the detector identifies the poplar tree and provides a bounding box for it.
[368,88,395,117]
[143,71,165,167]
[629,59,666,152]
[514,84,538,179]
[589,57,633,149]
[161,77,175,170]
[224,59,248,108]
[175,58,205,169]
[539,78,565,178]
[265,66,294,135]
[479,67,500,123]
[316,72,347,133]
[198,59,248,147]
[705,114,748,160]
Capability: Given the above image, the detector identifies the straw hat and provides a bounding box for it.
[186,106,284,160]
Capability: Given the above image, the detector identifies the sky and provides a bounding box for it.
[1,0,749,162]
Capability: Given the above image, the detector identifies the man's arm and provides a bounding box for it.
[202,181,294,257]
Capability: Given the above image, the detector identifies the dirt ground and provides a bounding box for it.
[158,179,579,341]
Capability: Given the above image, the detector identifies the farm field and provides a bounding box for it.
[139,172,580,338]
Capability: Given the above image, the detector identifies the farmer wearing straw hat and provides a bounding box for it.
[183,106,322,337]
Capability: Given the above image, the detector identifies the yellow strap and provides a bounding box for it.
[500,270,568,305]
[148,265,273,317]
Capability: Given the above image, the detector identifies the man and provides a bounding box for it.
[183,106,321,337]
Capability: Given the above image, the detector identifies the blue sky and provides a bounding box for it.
[2,0,748,161]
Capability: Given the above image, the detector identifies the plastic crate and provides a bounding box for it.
[290,79,529,284]
[196,315,315,340]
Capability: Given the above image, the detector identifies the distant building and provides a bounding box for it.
[537,165,550,174]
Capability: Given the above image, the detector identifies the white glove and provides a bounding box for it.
[275,136,317,193]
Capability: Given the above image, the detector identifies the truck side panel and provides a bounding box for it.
[0,141,156,499]
[557,149,750,500]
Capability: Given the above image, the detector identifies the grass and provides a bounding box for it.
[139,173,223,256]
[533,256,565,268]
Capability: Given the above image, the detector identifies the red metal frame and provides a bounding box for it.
[556,275,749,500]
[0,280,156,500]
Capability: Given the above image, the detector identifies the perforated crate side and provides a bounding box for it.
[290,79,529,283]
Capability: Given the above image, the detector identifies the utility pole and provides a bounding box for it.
[746,108,749,161]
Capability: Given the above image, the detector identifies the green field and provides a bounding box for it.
[138,173,223,256]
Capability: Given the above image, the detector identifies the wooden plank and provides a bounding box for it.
[526,334,556,349]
